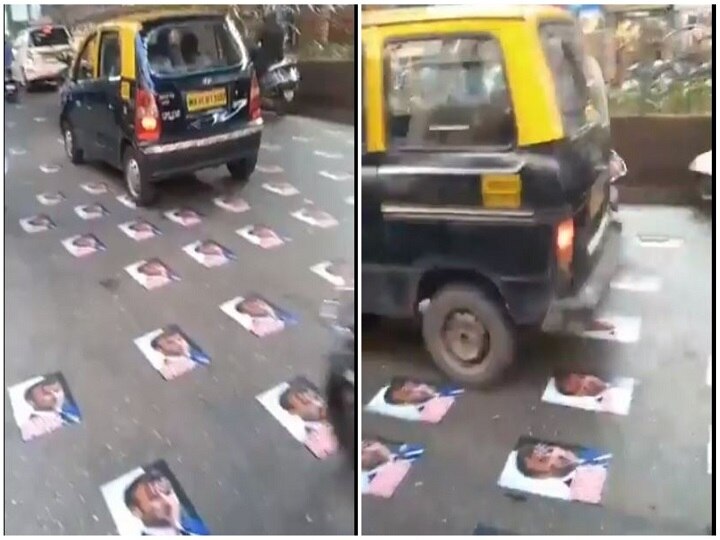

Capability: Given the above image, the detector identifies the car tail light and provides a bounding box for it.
[135,88,161,142]
[249,73,261,121]
[556,218,574,268]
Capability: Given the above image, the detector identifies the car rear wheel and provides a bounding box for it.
[123,146,156,207]
[227,156,257,180]
[422,284,515,388]
[62,121,84,164]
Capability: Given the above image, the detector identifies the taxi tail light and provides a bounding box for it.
[135,88,161,142]
[556,218,574,267]
[249,73,261,121]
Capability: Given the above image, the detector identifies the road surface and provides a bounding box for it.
[4,90,356,535]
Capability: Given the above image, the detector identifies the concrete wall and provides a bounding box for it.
[296,60,355,124]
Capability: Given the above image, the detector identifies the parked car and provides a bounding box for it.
[59,9,262,206]
[362,6,624,387]
[11,24,73,89]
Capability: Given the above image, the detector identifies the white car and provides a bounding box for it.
[11,24,73,89]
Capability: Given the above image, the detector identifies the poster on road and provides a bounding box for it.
[365,377,464,423]
[125,258,180,290]
[541,373,635,416]
[236,224,286,249]
[37,191,65,206]
[135,325,210,381]
[116,193,137,209]
[291,207,338,229]
[362,438,423,498]
[635,235,684,249]
[101,460,210,536]
[164,208,202,228]
[570,315,641,344]
[610,270,662,293]
[80,182,109,195]
[74,203,109,220]
[256,164,284,174]
[498,436,612,505]
[118,220,161,242]
[8,372,81,442]
[19,214,55,233]
[183,240,236,268]
[61,234,106,257]
[213,195,250,213]
[311,260,354,289]
[256,377,337,459]
[220,294,297,337]
[262,181,299,196]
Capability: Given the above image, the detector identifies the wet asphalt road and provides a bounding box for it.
[362,206,713,535]
[4,90,355,534]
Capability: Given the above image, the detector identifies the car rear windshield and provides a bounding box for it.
[29,27,70,47]
[144,17,246,76]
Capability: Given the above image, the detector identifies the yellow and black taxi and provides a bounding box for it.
[362,6,626,386]
[59,9,262,205]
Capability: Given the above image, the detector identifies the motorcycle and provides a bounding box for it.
[322,286,355,467]
[689,150,712,202]
[4,67,19,103]
[259,56,300,115]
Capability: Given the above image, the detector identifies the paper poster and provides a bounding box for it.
[20,214,55,233]
[37,192,65,206]
[236,225,286,249]
[213,195,250,213]
[164,208,202,228]
[291,207,338,229]
[292,135,311,142]
[572,315,641,344]
[542,373,635,416]
[8,372,81,441]
[319,171,353,182]
[260,143,281,152]
[80,182,108,194]
[74,203,109,220]
[118,220,161,242]
[635,235,684,248]
[39,164,60,173]
[311,260,354,289]
[135,325,210,380]
[116,193,137,209]
[62,234,106,257]
[220,294,297,338]
[183,240,236,268]
[101,460,210,536]
[262,182,299,196]
[610,271,661,293]
[313,150,343,159]
[256,377,337,459]
[256,164,284,174]
[125,258,180,290]
[365,377,463,423]
[362,438,423,498]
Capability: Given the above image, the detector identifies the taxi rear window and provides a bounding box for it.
[144,17,246,76]
[30,27,70,47]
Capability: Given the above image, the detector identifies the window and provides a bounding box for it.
[99,32,120,79]
[384,36,514,150]
[145,18,246,77]
[539,23,590,135]
[75,34,97,81]
[29,26,70,47]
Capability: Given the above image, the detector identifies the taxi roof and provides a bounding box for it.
[100,8,226,30]
[362,5,573,28]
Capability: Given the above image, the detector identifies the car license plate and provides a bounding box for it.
[186,88,227,112]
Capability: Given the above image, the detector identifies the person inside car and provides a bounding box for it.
[180,32,210,69]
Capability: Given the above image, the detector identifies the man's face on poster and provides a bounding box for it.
[287,388,326,422]
[391,381,435,404]
[130,222,154,235]
[28,380,65,411]
[139,261,169,278]
[155,331,190,358]
[557,374,608,397]
[29,216,51,228]
[177,209,198,222]
[73,236,98,249]
[85,204,104,216]
[238,298,275,319]
[522,444,579,478]
[251,226,276,240]
[129,474,181,528]
[197,241,224,257]
[362,440,392,471]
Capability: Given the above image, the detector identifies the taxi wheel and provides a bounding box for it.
[123,147,156,206]
[422,285,514,388]
[62,121,84,164]
[227,156,257,180]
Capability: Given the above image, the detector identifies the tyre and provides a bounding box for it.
[123,146,156,206]
[226,156,257,180]
[422,284,515,388]
[326,371,355,468]
[62,121,84,164]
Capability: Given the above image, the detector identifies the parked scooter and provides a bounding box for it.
[258,56,300,115]
[689,150,712,202]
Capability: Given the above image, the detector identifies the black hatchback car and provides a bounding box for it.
[59,10,262,205]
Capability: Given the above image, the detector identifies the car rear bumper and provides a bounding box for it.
[24,64,65,82]
[140,119,263,180]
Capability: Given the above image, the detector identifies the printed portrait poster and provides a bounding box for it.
[37,191,65,206]
[311,260,354,289]
[256,377,337,459]
[39,164,60,174]
[361,438,424,498]
[125,258,180,290]
[116,193,137,209]
[19,214,55,233]
[635,235,684,249]
[262,182,299,196]
[319,170,353,182]
[101,460,210,536]
[573,315,641,344]
[8,372,81,442]
[313,150,343,159]
[135,325,210,381]
[213,195,250,213]
[498,437,612,505]
[118,220,161,242]
[62,234,106,257]
[541,373,635,416]
[80,182,108,195]
[236,224,285,249]
[610,270,662,293]
[291,207,338,229]
[183,240,236,268]
[75,203,109,220]
[256,164,284,174]
[164,208,202,228]
[220,294,297,338]
[365,377,464,423]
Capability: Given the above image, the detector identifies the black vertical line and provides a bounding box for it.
[353,3,359,537]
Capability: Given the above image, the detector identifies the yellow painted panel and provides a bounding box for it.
[482,174,522,209]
